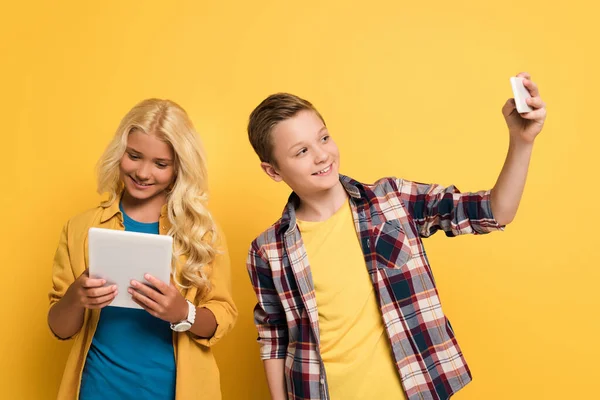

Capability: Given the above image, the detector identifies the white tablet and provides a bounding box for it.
[88,227,173,309]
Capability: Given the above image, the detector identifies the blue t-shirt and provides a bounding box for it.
[79,204,176,400]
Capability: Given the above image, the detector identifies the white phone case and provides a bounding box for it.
[510,77,533,113]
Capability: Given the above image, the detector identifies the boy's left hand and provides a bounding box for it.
[502,72,547,144]
[129,274,188,323]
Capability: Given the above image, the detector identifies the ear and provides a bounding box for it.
[260,162,283,182]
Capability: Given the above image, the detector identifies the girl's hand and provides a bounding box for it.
[129,274,188,323]
[66,269,117,309]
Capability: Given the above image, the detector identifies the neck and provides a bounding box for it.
[295,181,348,222]
[120,191,167,223]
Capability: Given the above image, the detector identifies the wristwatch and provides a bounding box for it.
[170,300,196,332]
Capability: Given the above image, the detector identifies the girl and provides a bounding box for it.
[48,99,237,400]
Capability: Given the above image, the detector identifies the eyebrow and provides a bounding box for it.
[288,126,328,151]
[126,147,173,163]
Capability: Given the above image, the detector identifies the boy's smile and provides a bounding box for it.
[312,164,333,176]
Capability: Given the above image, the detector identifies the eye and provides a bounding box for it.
[155,162,169,169]
[128,153,140,160]
[296,148,308,157]
[321,135,330,142]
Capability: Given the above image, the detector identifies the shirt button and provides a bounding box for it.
[320,378,325,384]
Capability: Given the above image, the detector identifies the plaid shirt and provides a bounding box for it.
[246,175,504,400]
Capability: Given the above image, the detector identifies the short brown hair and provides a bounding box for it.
[247,93,325,164]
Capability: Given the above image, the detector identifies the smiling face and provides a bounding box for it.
[119,129,176,203]
[261,109,341,197]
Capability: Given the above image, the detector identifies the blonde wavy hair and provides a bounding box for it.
[96,98,217,291]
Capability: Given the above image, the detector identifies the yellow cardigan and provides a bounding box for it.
[48,199,237,399]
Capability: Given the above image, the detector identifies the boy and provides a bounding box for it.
[246,72,546,400]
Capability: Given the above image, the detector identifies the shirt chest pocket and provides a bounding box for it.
[373,219,412,270]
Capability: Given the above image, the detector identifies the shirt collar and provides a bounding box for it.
[100,197,122,223]
[278,174,364,236]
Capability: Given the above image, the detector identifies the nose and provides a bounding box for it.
[135,162,152,181]
[314,147,328,164]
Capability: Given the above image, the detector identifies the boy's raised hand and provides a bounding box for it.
[502,72,547,144]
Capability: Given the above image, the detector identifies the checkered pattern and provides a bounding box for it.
[246,175,504,400]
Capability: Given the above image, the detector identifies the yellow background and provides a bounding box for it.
[1,1,597,399]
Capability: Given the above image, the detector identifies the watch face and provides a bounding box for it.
[173,322,192,332]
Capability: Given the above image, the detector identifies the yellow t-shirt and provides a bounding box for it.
[297,202,407,400]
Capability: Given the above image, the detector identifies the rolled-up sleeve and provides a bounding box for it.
[48,222,77,340]
[246,242,288,360]
[395,178,505,238]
